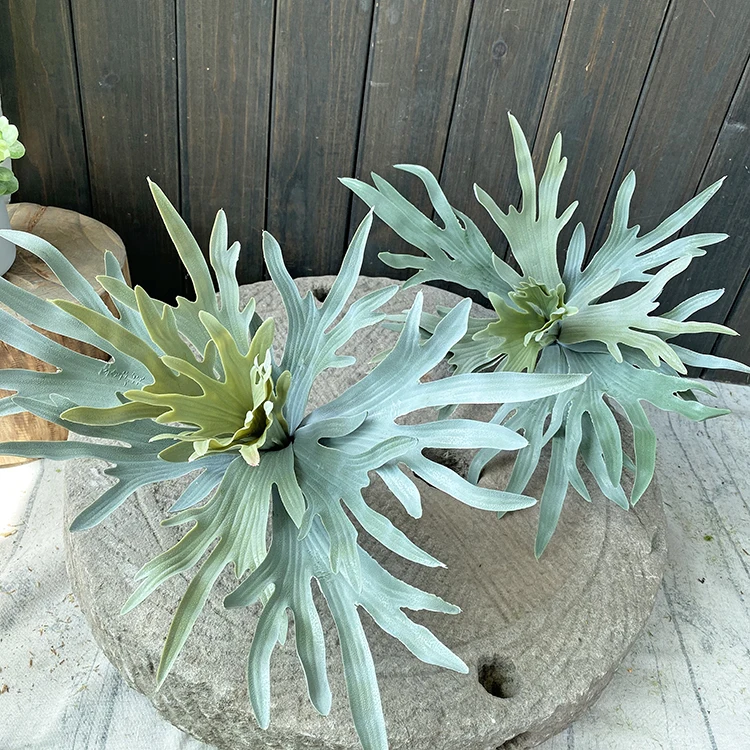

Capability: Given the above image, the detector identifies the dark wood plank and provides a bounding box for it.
[592,0,750,260]
[533,0,669,256]
[266,0,373,278]
[713,272,750,383]
[664,56,750,363]
[349,0,472,277]
[71,0,182,301]
[180,0,274,285]
[438,0,570,259]
[0,0,90,212]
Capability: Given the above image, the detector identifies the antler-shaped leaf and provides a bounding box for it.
[344,112,750,557]
[263,213,400,429]
[559,256,738,372]
[121,449,303,685]
[470,344,731,555]
[342,166,519,295]
[0,395,225,531]
[99,183,259,354]
[225,497,466,750]
[474,113,576,288]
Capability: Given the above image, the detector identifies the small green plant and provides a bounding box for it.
[0,116,25,196]
[344,113,750,557]
[0,183,584,750]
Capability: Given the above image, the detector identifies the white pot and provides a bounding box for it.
[0,196,16,277]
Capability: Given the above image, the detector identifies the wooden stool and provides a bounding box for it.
[0,203,130,467]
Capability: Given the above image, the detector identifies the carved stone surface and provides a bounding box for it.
[63,276,667,750]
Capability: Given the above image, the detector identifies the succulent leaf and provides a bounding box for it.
[0,116,24,196]
[345,112,750,556]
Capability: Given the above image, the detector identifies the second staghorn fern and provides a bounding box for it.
[344,113,750,557]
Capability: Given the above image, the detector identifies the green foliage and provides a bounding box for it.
[344,112,750,557]
[0,183,584,750]
[0,116,25,196]
[477,281,577,372]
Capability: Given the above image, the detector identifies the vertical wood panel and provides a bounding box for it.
[666,57,750,361]
[349,0,472,277]
[181,0,274,284]
[592,0,750,257]
[713,275,750,383]
[439,0,569,258]
[533,0,669,254]
[267,0,373,278]
[0,1,749,371]
[71,0,182,301]
[0,0,90,212]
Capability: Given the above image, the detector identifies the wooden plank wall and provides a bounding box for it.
[1,0,749,381]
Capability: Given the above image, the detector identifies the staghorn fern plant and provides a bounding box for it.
[0,182,584,750]
[343,112,750,557]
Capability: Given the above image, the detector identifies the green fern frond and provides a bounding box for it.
[0,183,585,750]
[345,112,750,557]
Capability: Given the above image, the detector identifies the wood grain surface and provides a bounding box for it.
[349,0,472,276]
[591,0,750,256]
[266,0,373,278]
[669,56,750,362]
[179,0,274,284]
[532,0,669,260]
[539,381,750,749]
[70,0,182,301]
[1,0,750,371]
[439,0,569,259]
[0,203,129,467]
[0,0,91,212]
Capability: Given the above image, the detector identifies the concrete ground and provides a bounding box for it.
[1,380,748,750]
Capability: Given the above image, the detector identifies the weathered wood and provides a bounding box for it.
[0,203,129,467]
[592,0,750,256]
[180,0,274,284]
[663,56,750,360]
[1,1,750,370]
[537,382,750,749]
[439,0,569,258]
[533,0,669,257]
[266,0,373,278]
[349,0,472,277]
[711,277,750,385]
[0,0,90,211]
[71,0,182,301]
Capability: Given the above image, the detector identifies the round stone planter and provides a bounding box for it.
[63,276,667,750]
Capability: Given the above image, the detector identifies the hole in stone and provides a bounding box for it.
[496,731,533,750]
[650,527,665,554]
[311,286,329,303]
[478,655,520,699]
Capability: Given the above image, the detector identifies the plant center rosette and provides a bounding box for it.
[476,279,579,373]
[64,313,292,467]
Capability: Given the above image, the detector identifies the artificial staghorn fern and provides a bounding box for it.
[343,112,750,557]
[0,183,584,750]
